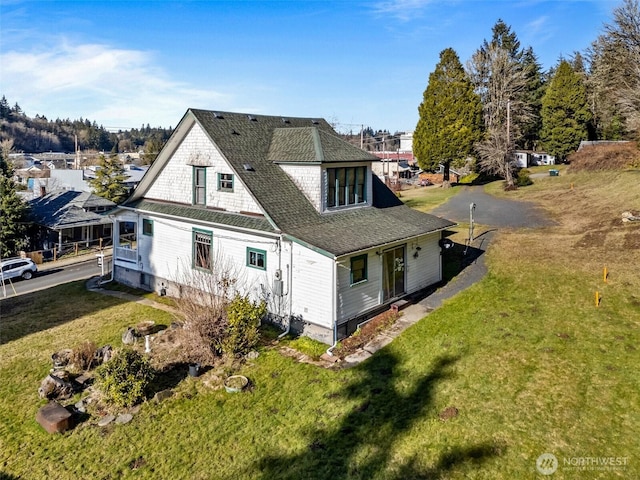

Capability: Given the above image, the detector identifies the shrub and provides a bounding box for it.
[95,349,155,407]
[220,295,267,356]
[71,340,98,371]
[516,169,533,187]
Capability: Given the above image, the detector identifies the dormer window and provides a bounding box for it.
[326,166,367,208]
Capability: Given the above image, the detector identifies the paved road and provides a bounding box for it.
[1,259,106,298]
[431,185,555,228]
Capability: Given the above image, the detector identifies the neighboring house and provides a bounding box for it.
[112,109,455,344]
[29,190,115,252]
[513,150,556,167]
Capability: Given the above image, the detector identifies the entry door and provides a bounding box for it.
[383,246,405,302]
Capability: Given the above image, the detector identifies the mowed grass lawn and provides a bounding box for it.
[1,170,639,479]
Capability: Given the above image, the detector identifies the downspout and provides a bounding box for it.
[325,257,338,356]
[277,237,294,339]
[98,215,117,286]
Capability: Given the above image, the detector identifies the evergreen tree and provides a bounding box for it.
[88,148,129,204]
[520,47,546,151]
[415,48,482,186]
[141,134,164,165]
[0,96,10,120]
[540,60,592,161]
[0,143,29,258]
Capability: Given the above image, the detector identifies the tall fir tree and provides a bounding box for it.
[88,148,129,204]
[541,60,592,161]
[414,48,483,187]
[520,47,546,151]
[0,145,29,258]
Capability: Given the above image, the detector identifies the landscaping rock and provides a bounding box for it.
[74,399,86,414]
[94,345,113,365]
[122,328,137,345]
[36,401,72,434]
[115,413,133,424]
[97,414,115,427]
[320,353,340,363]
[51,349,73,368]
[343,350,372,364]
[74,373,93,388]
[38,371,75,400]
[154,389,174,403]
[363,335,393,354]
[246,350,259,360]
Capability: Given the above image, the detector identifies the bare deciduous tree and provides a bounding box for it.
[588,0,640,138]
[467,43,532,188]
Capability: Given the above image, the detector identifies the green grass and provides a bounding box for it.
[399,184,462,212]
[1,172,639,479]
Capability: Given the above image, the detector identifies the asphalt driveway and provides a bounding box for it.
[430,185,555,228]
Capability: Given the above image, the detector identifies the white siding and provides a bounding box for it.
[145,123,261,214]
[405,233,442,291]
[336,251,381,320]
[335,232,442,322]
[289,243,334,329]
[134,214,283,305]
[279,164,323,211]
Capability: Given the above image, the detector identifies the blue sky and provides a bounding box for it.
[0,0,616,134]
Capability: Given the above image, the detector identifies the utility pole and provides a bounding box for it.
[75,134,79,170]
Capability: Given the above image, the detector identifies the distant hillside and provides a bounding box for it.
[0,95,172,156]
[568,142,640,171]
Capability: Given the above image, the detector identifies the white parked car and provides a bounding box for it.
[1,257,38,281]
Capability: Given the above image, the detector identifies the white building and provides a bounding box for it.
[112,109,454,344]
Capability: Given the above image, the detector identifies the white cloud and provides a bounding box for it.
[0,39,230,128]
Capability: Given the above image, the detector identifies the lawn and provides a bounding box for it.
[1,170,638,479]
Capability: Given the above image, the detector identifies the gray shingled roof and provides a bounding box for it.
[29,190,115,229]
[129,109,455,257]
[130,199,276,233]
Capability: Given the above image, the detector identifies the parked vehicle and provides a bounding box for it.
[0,257,38,281]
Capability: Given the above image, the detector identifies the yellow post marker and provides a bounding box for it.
[603,266,608,283]
[595,291,600,307]
[570,182,574,190]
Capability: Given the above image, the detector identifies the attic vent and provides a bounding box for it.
[243,163,254,171]
[247,115,257,121]
[231,129,240,135]
[281,118,290,124]
[312,119,319,124]
[213,112,224,119]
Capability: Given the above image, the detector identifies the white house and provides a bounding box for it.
[513,150,556,167]
[112,109,455,345]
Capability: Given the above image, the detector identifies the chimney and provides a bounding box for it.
[40,185,46,197]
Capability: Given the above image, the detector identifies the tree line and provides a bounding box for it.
[0,95,172,164]
[414,0,640,189]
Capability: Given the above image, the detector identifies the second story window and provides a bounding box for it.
[193,167,206,205]
[327,166,367,209]
[218,173,234,192]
